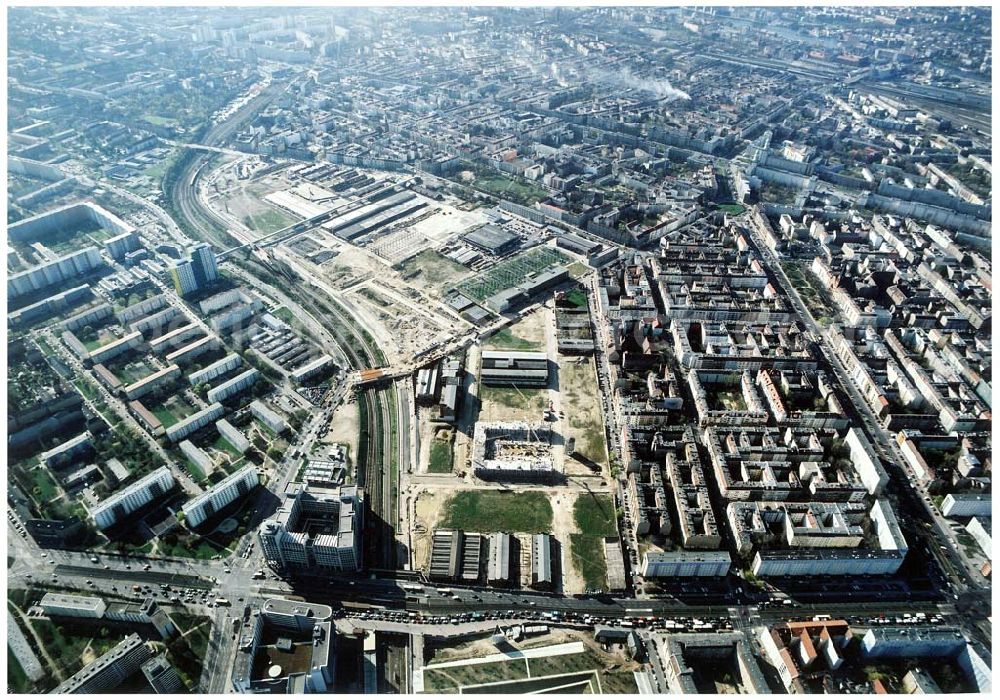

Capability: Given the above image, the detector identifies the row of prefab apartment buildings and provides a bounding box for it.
[24,591,341,694]
[26,393,364,570]
[7,201,348,545]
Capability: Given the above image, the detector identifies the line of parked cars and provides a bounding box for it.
[337,607,739,632]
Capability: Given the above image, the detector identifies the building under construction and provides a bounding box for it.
[471,421,557,483]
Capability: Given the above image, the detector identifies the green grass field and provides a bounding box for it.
[717,390,747,412]
[423,658,529,692]
[566,261,590,279]
[478,385,548,414]
[570,534,608,590]
[563,289,588,309]
[184,458,208,481]
[82,335,107,352]
[152,406,181,428]
[484,327,543,351]
[72,378,99,401]
[527,651,630,682]
[184,619,211,659]
[570,493,616,591]
[152,396,195,429]
[142,149,180,183]
[574,492,617,537]
[440,490,552,533]
[715,203,746,215]
[781,261,837,325]
[111,360,153,385]
[463,672,597,694]
[473,172,549,206]
[479,386,547,409]
[211,433,242,458]
[159,535,226,560]
[36,222,114,256]
[428,438,454,473]
[272,307,296,326]
[441,648,638,694]
[242,206,298,234]
[165,614,211,690]
[143,114,179,127]
[28,618,124,679]
[560,358,607,467]
[32,468,60,502]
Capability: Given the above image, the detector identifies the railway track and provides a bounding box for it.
[260,262,399,570]
[166,82,286,246]
[162,75,406,574]
[358,385,398,570]
[268,272,398,570]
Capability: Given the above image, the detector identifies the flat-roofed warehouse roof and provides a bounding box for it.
[480,350,549,386]
[482,350,548,362]
[532,533,552,585]
[462,225,520,254]
[40,592,105,612]
[262,598,333,620]
[430,528,463,579]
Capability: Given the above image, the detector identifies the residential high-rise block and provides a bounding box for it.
[169,260,198,297]
[190,243,219,287]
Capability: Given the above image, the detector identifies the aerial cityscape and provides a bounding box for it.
[5,5,993,695]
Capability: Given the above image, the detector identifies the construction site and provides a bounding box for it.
[471,422,557,483]
[204,159,493,366]
[401,284,618,595]
[204,156,622,596]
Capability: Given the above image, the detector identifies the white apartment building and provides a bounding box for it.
[188,352,242,386]
[40,592,107,619]
[182,464,259,528]
[92,467,176,530]
[206,368,259,403]
[641,551,732,577]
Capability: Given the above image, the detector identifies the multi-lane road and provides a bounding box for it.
[10,494,972,694]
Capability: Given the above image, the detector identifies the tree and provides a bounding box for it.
[830,438,850,460]
[290,409,308,432]
[864,666,886,682]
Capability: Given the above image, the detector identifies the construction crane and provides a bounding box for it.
[505,382,548,441]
